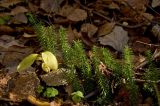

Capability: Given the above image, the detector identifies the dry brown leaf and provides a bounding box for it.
[50,101,61,106]
[10,13,28,24]
[98,22,115,36]
[59,4,75,17]
[0,25,14,35]
[2,45,34,67]
[141,13,154,22]
[0,0,23,8]
[152,0,160,8]
[28,2,39,12]
[108,2,120,10]
[126,0,148,12]
[22,33,37,38]
[11,6,28,15]
[98,26,128,52]
[67,9,87,22]
[66,27,79,44]
[81,23,98,38]
[0,35,20,49]
[40,0,64,13]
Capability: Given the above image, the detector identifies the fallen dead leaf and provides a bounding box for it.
[10,13,28,24]
[152,0,160,8]
[81,23,98,38]
[59,4,75,17]
[28,2,39,12]
[0,0,23,8]
[98,26,128,52]
[0,25,14,35]
[67,9,87,22]
[108,2,120,10]
[22,33,37,38]
[98,22,115,37]
[0,35,20,49]
[66,26,79,44]
[11,6,28,15]
[40,0,64,13]
[126,0,148,12]
[141,13,154,23]
[2,45,34,67]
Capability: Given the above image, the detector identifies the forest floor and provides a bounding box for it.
[0,0,160,106]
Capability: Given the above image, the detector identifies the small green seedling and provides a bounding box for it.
[71,91,84,103]
[17,51,58,72]
[43,87,58,98]
[37,85,44,94]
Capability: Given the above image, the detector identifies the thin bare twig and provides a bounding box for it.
[135,49,160,70]
[136,41,160,47]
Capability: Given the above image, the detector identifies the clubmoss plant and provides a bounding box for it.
[72,41,92,78]
[102,48,122,79]
[59,27,83,92]
[27,13,56,53]
[72,41,95,93]
[92,46,111,105]
[144,50,160,105]
[122,46,138,105]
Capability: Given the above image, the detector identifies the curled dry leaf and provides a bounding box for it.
[98,22,115,37]
[81,23,98,38]
[98,26,128,52]
[67,9,87,22]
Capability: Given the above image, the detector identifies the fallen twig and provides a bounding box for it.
[136,41,160,47]
[135,49,160,70]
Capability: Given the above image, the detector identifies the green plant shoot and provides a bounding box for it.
[71,91,84,103]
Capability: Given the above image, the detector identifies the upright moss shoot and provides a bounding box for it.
[123,46,138,105]
[92,46,111,105]
[27,14,56,53]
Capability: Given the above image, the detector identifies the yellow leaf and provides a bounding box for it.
[27,95,50,106]
[17,54,38,71]
[41,51,58,71]
[42,63,51,73]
